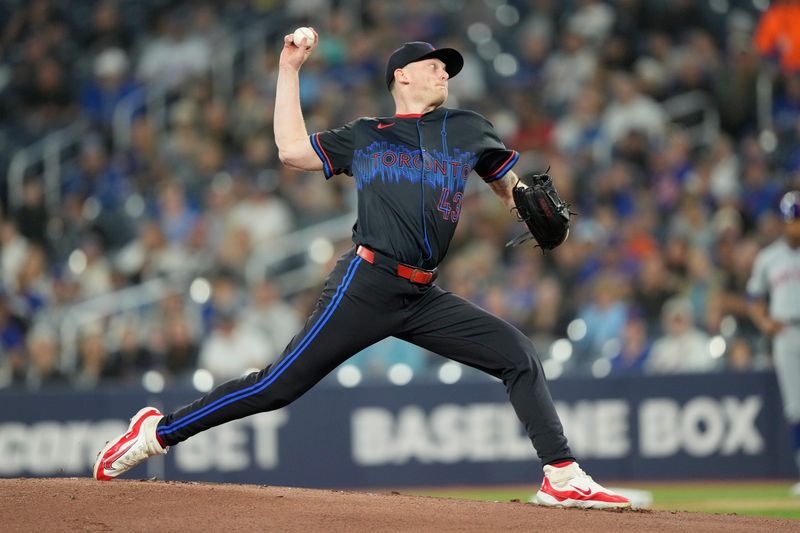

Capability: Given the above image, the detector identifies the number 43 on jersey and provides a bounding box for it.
[437,188,463,223]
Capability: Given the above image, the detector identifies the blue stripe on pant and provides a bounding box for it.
[158,251,382,445]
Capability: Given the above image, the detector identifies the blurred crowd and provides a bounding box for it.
[1,0,799,391]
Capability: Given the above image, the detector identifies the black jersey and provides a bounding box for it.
[310,107,519,269]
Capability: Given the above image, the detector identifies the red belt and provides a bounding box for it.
[356,245,437,285]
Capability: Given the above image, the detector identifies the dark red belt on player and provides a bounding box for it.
[356,245,437,285]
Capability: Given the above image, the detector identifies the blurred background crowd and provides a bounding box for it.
[0,0,798,392]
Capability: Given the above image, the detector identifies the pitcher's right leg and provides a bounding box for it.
[156,252,382,445]
[95,249,394,479]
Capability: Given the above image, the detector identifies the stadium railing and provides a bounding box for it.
[6,120,90,211]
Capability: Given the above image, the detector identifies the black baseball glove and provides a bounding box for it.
[507,170,572,250]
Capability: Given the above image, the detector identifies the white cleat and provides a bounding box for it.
[93,407,168,481]
[791,481,800,497]
[532,462,631,509]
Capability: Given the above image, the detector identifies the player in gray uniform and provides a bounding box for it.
[93,31,629,509]
[748,190,800,496]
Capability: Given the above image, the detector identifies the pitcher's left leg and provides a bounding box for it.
[397,286,629,509]
[396,286,570,464]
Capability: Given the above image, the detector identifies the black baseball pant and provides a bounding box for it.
[156,247,573,465]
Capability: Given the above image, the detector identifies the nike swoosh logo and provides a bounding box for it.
[570,485,592,496]
[103,441,134,469]
[377,123,395,129]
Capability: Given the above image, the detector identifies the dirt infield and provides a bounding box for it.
[1,478,797,532]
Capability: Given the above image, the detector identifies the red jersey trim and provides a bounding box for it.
[482,150,519,183]
[310,133,334,177]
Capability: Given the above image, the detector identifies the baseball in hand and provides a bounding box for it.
[292,27,315,47]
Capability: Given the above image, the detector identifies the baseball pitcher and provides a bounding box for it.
[94,30,628,509]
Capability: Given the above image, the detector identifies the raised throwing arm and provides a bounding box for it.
[273,28,323,171]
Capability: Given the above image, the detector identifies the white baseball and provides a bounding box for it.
[292,27,315,47]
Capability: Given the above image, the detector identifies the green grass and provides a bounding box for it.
[408,481,800,520]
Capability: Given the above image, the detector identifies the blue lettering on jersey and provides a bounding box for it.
[352,141,477,192]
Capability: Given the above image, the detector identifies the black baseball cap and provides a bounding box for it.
[385,42,464,89]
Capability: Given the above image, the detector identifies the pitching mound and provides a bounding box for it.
[1,478,797,532]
